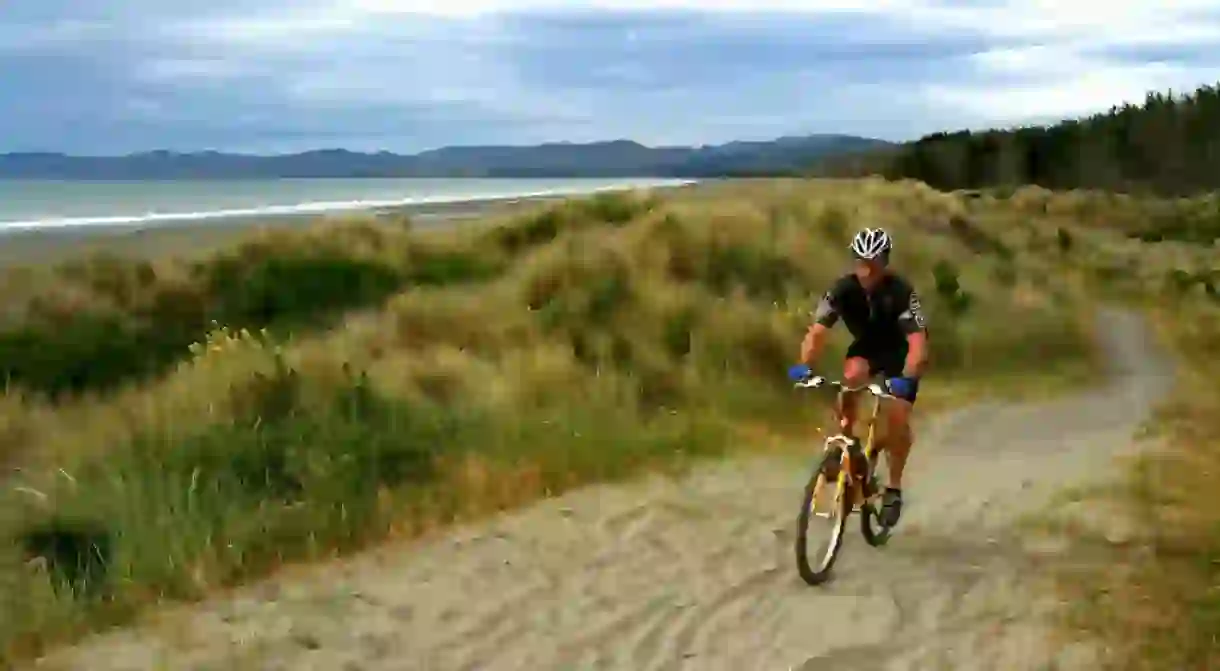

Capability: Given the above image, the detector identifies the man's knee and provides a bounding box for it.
[843,357,870,385]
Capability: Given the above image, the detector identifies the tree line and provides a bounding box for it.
[820,81,1220,197]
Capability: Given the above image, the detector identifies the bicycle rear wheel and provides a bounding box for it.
[795,448,852,585]
[860,447,893,546]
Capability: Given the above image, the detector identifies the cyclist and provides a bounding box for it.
[788,227,929,528]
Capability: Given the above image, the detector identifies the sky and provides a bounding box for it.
[3,0,1220,154]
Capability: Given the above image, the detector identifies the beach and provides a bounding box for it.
[0,179,697,269]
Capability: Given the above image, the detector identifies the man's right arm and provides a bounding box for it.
[800,289,839,365]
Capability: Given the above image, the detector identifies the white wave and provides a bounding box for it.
[0,179,697,232]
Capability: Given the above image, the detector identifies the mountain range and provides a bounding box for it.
[0,134,890,180]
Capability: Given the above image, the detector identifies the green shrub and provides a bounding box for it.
[662,306,698,358]
[1056,227,1074,253]
[0,314,178,399]
[576,191,653,225]
[932,260,974,316]
[13,361,471,605]
[205,254,404,327]
[406,250,502,286]
[0,234,504,398]
[16,517,112,601]
[493,208,567,252]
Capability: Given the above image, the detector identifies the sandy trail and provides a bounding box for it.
[32,308,1173,671]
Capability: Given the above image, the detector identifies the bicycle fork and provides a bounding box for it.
[817,438,877,514]
[845,441,874,509]
[824,439,870,512]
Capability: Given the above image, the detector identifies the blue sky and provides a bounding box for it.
[3,0,1220,154]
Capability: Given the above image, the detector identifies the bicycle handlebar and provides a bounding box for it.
[793,375,897,400]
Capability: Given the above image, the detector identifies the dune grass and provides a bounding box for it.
[821,76,1220,667]
[858,182,1220,670]
[1034,297,1220,671]
[1057,267,1218,666]
[0,179,1101,663]
[931,183,1220,669]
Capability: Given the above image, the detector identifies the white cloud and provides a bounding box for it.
[136,58,246,82]
[913,0,1220,42]
[346,0,918,15]
[163,7,361,46]
[927,60,1220,122]
[6,0,1220,152]
[905,0,1220,123]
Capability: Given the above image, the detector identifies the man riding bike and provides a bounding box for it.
[788,227,929,528]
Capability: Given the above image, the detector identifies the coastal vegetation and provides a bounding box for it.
[843,78,1220,669]
[0,179,1094,662]
[3,78,1220,669]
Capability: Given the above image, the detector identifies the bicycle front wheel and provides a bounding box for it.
[795,449,852,586]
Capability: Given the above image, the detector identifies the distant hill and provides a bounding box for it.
[813,81,1220,197]
[0,134,891,180]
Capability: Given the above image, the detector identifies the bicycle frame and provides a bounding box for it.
[792,376,900,584]
[795,377,895,508]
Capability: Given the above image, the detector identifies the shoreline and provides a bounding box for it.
[0,178,699,233]
[0,180,699,268]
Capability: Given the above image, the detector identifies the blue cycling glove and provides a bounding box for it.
[884,376,917,400]
[787,364,812,382]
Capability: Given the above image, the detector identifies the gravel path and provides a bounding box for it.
[31,308,1173,671]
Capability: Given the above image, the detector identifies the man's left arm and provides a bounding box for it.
[897,289,929,378]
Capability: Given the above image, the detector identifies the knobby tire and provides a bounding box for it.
[795,450,851,586]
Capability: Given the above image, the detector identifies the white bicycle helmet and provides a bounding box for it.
[850,227,892,261]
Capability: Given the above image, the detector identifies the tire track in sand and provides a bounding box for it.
[30,308,1172,671]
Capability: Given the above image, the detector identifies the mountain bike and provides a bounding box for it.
[792,375,898,586]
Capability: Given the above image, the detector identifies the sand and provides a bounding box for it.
[26,307,1174,671]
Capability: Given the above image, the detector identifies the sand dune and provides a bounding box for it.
[31,308,1172,671]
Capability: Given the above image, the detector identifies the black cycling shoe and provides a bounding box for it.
[881,488,903,527]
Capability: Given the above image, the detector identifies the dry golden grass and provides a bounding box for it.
[1045,300,1220,670]
[0,178,1109,662]
[949,183,1220,669]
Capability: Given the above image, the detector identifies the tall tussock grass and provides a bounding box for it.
[0,219,503,399]
[943,181,1220,669]
[0,180,1098,662]
[1033,230,1220,669]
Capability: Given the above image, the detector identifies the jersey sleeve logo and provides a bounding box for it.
[813,292,832,315]
[812,291,840,325]
[903,291,927,328]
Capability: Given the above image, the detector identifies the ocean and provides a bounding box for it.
[0,177,693,232]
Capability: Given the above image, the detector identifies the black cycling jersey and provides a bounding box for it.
[812,272,927,344]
